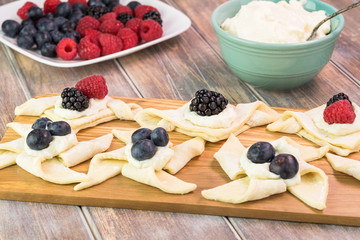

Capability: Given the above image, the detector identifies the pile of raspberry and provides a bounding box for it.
[1,0,163,60]
[323,93,356,124]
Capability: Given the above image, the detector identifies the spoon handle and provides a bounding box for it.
[307,1,360,41]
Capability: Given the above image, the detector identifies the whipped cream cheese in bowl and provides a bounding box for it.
[211,0,344,90]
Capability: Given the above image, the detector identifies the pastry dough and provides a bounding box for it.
[326,153,360,181]
[202,137,329,210]
[267,105,360,156]
[59,133,113,167]
[134,101,279,142]
[15,95,142,133]
[214,134,245,180]
[0,138,24,169]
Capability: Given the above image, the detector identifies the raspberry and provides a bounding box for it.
[75,75,108,99]
[17,2,37,20]
[98,12,117,23]
[125,18,142,36]
[68,0,87,6]
[140,19,163,42]
[323,100,356,124]
[117,28,138,50]
[78,36,101,60]
[98,33,123,56]
[134,5,158,19]
[113,5,133,16]
[43,0,60,14]
[76,16,100,37]
[99,20,124,35]
[85,29,101,39]
[56,38,78,60]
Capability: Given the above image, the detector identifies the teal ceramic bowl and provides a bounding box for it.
[211,0,345,90]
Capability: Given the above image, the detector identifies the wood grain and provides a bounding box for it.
[2,96,360,226]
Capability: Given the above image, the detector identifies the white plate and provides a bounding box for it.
[0,0,191,67]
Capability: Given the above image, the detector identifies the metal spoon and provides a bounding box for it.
[307,1,360,41]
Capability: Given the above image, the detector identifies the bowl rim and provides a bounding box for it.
[211,0,345,49]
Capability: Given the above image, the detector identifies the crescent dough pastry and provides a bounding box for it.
[202,137,328,210]
[163,137,206,174]
[112,129,135,144]
[74,147,128,191]
[326,153,360,181]
[214,134,245,180]
[7,122,32,137]
[0,138,24,169]
[15,96,142,133]
[121,164,196,194]
[134,101,279,142]
[59,133,113,167]
[202,177,286,203]
[16,153,88,184]
[267,105,360,156]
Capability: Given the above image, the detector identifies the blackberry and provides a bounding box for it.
[86,5,110,19]
[116,13,133,25]
[326,93,352,107]
[61,87,89,112]
[143,11,162,26]
[189,89,228,116]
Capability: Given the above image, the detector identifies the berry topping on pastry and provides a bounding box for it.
[269,154,299,179]
[131,139,156,161]
[26,129,53,150]
[323,100,356,124]
[61,87,89,112]
[189,89,229,116]
[247,141,275,163]
[326,92,352,107]
[48,121,71,136]
[75,75,108,99]
[32,117,53,129]
[150,127,169,147]
[131,128,152,143]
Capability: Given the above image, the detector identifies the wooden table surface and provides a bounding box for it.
[1,0,360,239]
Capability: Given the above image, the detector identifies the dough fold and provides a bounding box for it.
[326,153,360,181]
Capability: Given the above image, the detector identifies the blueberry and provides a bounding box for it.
[65,30,81,43]
[47,121,71,136]
[37,18,57,32]
[44,12,55,20]
[26,129,53,150]
[247,142,275,164]
[17,35,35,49]
[107,1,119,11]
[56,2,72,18]
[127,1,141,11]
[40,43,57,57]
[54,16,68,27]
[150,127,169,147]
[60,20,76,32]
[21,18,35,27]
[88,0,106,7]
[27,6,43,20]
[72,2,87,13]
[1,20,21,38]
[131,128,152,143]
[34,31,52,48]
[32,117,53,129]
[131,139,156,161]
[69,10,84,24]
[270,154,299,179]
[50,30,65,43]
[19,25,37,38]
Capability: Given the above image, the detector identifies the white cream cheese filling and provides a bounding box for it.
[183,101,236,129]
[54,96,110,120]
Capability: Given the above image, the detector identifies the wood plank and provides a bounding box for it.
[1,96,360,226]
[88,208,239,240]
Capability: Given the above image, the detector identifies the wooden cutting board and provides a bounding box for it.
[1,95,360,226]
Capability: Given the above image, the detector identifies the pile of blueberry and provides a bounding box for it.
[130,127,169,161]
[247,141,299,179]
[26,117,72,150]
